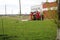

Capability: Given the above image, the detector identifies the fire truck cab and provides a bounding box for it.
[30,11,41,20]
[30,5,44,20]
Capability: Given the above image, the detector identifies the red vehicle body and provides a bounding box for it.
[30,11,41,20]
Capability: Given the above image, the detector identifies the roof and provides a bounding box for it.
[43,2,57,8]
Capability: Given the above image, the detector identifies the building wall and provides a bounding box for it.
[43,1,57,19]
[43,10,57,19]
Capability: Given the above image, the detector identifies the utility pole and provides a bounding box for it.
[19,0,21,16]
[1,4,7,40]
[19,0,22,20]
[11,9,13,15]
[5,4,7,16]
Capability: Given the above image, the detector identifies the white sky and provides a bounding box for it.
[0,0,56,15]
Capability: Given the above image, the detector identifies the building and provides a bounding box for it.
[43,1,57,19]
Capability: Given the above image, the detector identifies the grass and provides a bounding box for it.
[0,16,57,40]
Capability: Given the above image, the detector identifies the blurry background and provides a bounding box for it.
[0,0,56,15]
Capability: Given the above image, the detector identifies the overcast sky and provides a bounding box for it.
[0,0,56,15]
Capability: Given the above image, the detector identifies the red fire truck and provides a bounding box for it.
[30,11,41,20]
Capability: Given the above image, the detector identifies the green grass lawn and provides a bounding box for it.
[0,17,57,40]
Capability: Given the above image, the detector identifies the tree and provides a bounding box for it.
[58,0,60,28]
[58,0,60,20]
